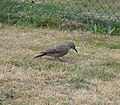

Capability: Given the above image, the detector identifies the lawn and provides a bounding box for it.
[0,26,120,105]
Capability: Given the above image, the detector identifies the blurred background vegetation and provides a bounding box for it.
[0,0,120,35]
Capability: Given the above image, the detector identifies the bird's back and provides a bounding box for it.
[44,44,70,58]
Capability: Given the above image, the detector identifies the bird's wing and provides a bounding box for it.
[45,45,68,54]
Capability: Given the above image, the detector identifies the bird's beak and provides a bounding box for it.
[74,48,78,53]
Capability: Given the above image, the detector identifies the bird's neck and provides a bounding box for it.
[67,46,71,50]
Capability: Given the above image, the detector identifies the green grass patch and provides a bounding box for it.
[5,58,72,72]
[96,41,120,49]
[0,90,20,101]
[80,35,120,49]
[68,66,90,89]
[68,65,116,89]
[84,67,116,81]
[73,65,116,81]
[103,61,120,73]
[6,59,44,70]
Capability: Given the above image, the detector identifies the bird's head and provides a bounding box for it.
[68,42,78,53]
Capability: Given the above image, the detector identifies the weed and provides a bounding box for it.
[0,90,20,101]
[68,65,90,89]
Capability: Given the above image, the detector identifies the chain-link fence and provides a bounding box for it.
[39,0,120,22]
[0,0,120,35]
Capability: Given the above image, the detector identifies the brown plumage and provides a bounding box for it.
[33,42,78,59]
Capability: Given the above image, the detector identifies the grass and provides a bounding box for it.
[0,26,120,105]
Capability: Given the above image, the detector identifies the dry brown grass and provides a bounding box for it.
[0,26,120,105]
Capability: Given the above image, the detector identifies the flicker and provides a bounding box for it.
[33,42,78,60]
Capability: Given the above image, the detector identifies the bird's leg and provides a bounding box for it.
[56,57,63,62]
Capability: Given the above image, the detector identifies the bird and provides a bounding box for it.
[33,41,78,61]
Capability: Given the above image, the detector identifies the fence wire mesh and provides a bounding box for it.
[0,0,120,31]
[40,0,120,22]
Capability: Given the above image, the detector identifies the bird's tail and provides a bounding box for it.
[33,52,46,58]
